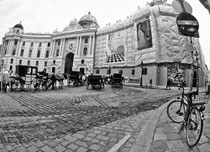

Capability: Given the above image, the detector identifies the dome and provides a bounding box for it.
[78,12,98,28]
[13,23,24,30]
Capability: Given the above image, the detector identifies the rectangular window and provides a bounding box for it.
[39,42,42,47]
[132,69,135,75]
[44,61,47,66]
[20,49,24,56]
[52,67,55,73]
[84,37,88,43]
[37,50,41,57]
[27,60,30,65]
[10,59,13,64]
[119,70,123,74]
[58,40,61,46]
[47,42,51,47]
[96,69,100,74]
[14,40,18,45]
[107,69,110,75]
[30,42,33,47]
[22,41,25,46]
[36,61,39,66]
[12,49,16,55]
[142,68,147,75]
[28,50,32,57]
[45,50,49,58]
[19,60,22,65]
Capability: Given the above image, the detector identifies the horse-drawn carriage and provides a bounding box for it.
[10,65,38,91]
[86,75,104,89]
[111,73,123,88]
[67,71,86,87]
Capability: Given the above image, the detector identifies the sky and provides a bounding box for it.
[0,0,209,68]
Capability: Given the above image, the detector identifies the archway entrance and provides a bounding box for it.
[65,53,74,74]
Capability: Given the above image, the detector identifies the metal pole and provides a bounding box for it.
[190,37,194,91]
[178,0,186,12]
[140,61,143,87]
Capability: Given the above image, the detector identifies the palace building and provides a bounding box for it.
[0,0,208,87]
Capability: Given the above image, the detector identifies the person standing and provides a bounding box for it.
[1,69,10,93]
[51,73,56,90]
[165,78,171,90]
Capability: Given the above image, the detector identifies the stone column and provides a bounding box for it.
[8,40,13,55]
[16,40,21,56]
[91,36,95,56]
[78,36,82,56]
[52,40,56,57]
[62,39,66,58]
[75,37,79,56]
[60,39,65,56]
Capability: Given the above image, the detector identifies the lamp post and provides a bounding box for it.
[140,61,143,87]
[108,66,111,76]
[189,37,199,92]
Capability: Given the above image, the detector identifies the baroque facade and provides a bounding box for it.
[0,13,97,75]
[0,1,208,86]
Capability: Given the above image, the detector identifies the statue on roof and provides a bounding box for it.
[147,0,167,6]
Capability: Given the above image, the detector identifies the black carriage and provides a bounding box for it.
[68,71,83,87]
[10,65,38,91]
[86,75,104,89]
[111,73,123,88]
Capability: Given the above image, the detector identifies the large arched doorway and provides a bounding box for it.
[65,53,74,74]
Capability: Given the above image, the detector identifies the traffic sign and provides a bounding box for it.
[176,12,199,38]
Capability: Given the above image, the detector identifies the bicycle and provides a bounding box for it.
[167,86,188,123]
[167,86,209,147]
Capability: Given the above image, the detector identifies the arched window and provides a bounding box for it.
[28,50,32,57]
[20,49,24,56]
[56,49,59,57]
[12,49,16,55]
[37,50,41,57]
[45,50,49,58]
[83,47,87,56]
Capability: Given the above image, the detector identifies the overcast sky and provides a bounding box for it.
[0,0,209,68]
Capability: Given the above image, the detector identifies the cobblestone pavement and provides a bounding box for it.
[149,99,210,152]
[0,85,180,152]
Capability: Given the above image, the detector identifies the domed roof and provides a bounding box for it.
[13,22,24,30]
[78,12,98,28]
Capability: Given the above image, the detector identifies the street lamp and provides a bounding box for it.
[108,66,111,76]
[189,37,200,92]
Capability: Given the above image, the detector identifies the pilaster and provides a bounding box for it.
[88,36,92,56]
[78,36,82,57]
[91,36,95,56]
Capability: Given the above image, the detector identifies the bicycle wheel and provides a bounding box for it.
[167,99,187,123]
[186,107,203,147]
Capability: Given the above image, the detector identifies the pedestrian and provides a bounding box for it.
[165,78,171,90]
[51,73,56,90]
[149,79,152,88]
[1,69,10,93]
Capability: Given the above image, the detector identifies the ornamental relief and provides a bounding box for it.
[65,38,77,54]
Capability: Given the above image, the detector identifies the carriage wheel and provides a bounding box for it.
[42,83,48,90]
[33,80,39,90]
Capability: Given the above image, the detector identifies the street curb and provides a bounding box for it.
[129,100,170,152]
